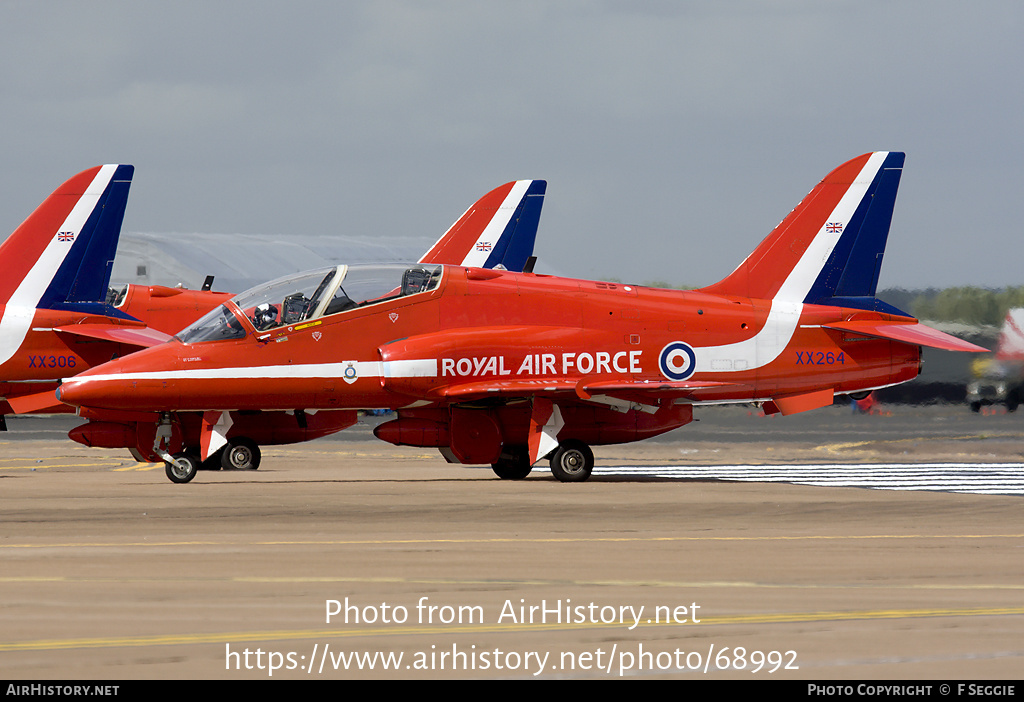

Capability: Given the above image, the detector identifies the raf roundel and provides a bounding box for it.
[659,341,697,381]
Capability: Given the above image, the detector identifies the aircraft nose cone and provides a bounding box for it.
[56,375,115,409]
[55,342,185,411]
[55,354,150,410]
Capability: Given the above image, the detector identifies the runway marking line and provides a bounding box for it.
[2,575,1023,592]
[0,461,125,471]
[2,606,1022,652]
[817,432,1024,454]
[2,533,1024,550]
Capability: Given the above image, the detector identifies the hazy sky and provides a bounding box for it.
[1,1,1020,290]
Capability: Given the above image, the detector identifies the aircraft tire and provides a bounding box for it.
[549,440,594,483]
[221,437,261,470]
[166,453,200,484]
[199,449,223,471]
[491,446,532,480]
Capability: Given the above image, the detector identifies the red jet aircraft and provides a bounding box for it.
[58,152,986,484]
[2,165,545,467]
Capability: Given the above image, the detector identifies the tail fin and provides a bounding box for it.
[0,164,134,313]
[700,152,987,354]
[995,309,1024,360]
[418,179,546,271]
[700,152,905,313]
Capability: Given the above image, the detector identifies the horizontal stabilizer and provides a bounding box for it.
[53,323,172,349]
[822,320,988,353]
[7,388,66,415]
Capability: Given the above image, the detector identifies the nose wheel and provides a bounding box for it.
[165,453,200,484]
[549,440,594,482]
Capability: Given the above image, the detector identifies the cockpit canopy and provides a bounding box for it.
[175,263,442,344]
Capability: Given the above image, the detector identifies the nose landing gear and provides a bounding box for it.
[165,453,200,484]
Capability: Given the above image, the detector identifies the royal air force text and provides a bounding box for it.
[441,351,643,378]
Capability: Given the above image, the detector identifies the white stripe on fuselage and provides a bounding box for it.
[0,165,118,367]
[460,180,530,268]
[693,152,887,374]
[63,359,439,385]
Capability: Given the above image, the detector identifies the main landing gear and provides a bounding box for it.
[548,440,594,483]
[490,440,596,483]
[162,437,263,483]
[491,445,532,480]
[219,437,262,471]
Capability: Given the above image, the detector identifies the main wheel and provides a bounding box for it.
[549,440,594,482]
[491,445,532,480]
[221,437,261,470]
[198,447,222,471]
[166,453,200,484]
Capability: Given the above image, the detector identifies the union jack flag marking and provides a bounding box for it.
[57,231,75,242]
[476,242,492,252]
[825,222,843,234]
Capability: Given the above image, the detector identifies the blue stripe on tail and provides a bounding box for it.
[804,152,907,314]
[483,180,546,272]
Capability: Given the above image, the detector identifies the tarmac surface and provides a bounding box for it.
[1,404,1023,680]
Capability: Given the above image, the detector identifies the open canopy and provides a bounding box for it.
[175,263,442,344]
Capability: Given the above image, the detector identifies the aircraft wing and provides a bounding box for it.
[576,379,750,405]
[577,379,740,397]
[821,320,988,353]
[53,323,173,349]
[440,378,579,400]
[440,377,748,405]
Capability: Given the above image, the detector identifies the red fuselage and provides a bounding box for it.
[58,266,920,422]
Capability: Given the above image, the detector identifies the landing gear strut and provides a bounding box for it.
[549,440,594,482]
